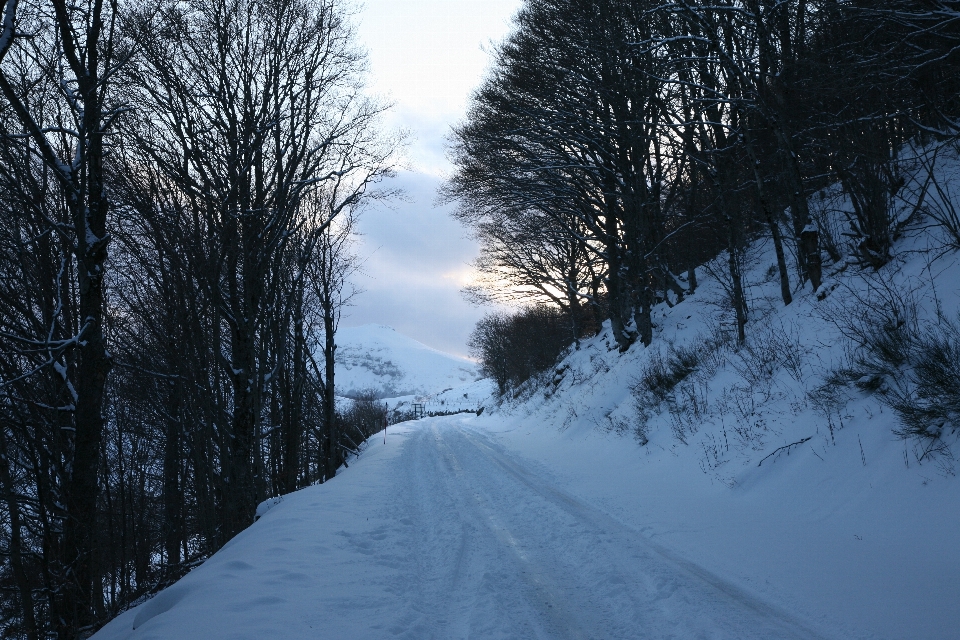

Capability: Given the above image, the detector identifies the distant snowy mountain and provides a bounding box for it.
[332,324,480,399]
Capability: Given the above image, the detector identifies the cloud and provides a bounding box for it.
[342,0,523,355]
[345,170,485,357]
[357,0,522,175]
[357,0,519,116]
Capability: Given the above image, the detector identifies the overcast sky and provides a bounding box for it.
[344,0,523,357]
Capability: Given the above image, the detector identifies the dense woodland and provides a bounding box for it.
[0,0,397,636]
[452,0,960,390]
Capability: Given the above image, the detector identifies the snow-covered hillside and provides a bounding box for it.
[333,324,480,398]
[465,214,960,639]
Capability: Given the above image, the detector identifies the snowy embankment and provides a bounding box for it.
[469,231,960,639]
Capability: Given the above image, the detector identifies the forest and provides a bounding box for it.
[451,0,960,396]
[2,0,960,637]
[0,0,397,636]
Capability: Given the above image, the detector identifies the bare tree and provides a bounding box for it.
[123,0,394,540]
[448,0,689,350]
[1,0,396,634]
[0,0,126,632]
[303,203,363,482]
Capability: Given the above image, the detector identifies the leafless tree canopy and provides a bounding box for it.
[447,0,960,365]
[0,0,398,636]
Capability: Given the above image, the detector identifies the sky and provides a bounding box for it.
[344,0,524,357]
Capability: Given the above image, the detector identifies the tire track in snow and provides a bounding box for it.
[429,423,595,640]
[452,420,836,640]
[394,421,594,639]
[391,416,838,640]
[392,423,485,638]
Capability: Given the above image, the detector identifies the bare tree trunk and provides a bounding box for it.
[744,132,792,306]
[728,221,748,345]
[162,395,182,570]
[225,326,258,540]
[800,226,822,290]
[0,428,39,640]
[603,197,632,351]
[323,308,339,482]
[280,285,305,494]
[0,0,118,629]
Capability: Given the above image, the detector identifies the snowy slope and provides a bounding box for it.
[333,324,480,398]
[467,225,960,640]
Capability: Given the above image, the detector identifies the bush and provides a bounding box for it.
[885,320,960,446]
[631,341,713,444]
[822,274,960,455]
[635,344,700,405]
[902,141,960,250]
[468,305,576,395]
[729,321,807,391]
[819,272,918,385]
[338,391,387,451]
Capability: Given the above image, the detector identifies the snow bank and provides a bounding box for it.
[93,425,419,640]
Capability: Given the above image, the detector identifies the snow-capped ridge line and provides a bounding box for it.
[332,323,481,399]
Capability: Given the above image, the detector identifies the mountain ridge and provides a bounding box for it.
[333,323,480,399]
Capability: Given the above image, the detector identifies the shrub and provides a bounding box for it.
[885,320,960,447]
[730,321,807,390]
[468,305,576,395]
[338,392,387,450]
[902,141,960,250]
[634,344,701,405]
[819,271,920,382]
[666,379,709,444]
[631,342,709,444]
[822,274,960,455]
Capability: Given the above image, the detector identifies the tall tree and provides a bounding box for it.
[0,0,124,632]
[124,0,393,540]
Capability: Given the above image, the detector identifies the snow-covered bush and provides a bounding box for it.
[819,270,920,383]
[885,319,960,448]
[731,321,808,391]
[630,333,731,445]
[634,344,701,405]
[820,271,960,456]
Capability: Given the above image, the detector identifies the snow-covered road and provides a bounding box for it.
[390,419,828,640]
[96,415,838,640]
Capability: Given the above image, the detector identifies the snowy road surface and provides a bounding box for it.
[388,420,828,640]
[94,416,837,640]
